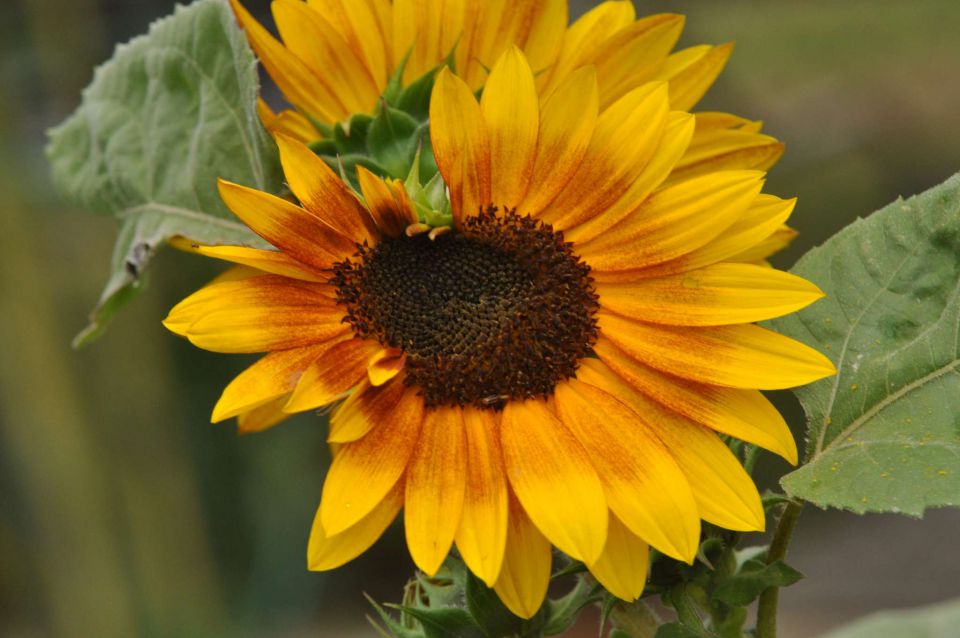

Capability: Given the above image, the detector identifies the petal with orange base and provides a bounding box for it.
[405,406,467,575]
[456,408,508,587]
[500,398,608,564]
[320,382,423,535]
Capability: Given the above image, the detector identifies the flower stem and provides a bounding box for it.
[755,500,803,638]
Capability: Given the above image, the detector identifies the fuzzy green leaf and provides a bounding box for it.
[46,0,281,346]
[818,598,960,638]
[772,174,960,515]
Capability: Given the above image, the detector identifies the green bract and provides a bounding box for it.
[773,174,960,515]
[46,0,280,346]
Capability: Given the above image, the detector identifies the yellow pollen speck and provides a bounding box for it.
[830,464,838,472]
[880,472,889,479]
[939,470,949,476]
[824,317,833,325]
[850,383,858,391]
[860,497,869,504]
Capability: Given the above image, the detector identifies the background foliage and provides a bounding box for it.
[2,0,959,636]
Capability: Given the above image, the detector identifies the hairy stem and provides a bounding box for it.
[755,501,804,638]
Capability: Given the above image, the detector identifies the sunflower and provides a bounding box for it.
[234,0,782,181]
[165,47,833,617]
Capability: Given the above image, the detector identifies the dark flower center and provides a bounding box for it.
[331,207,598,409]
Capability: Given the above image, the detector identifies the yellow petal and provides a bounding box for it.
[579,170,764,273]
[588,14,685,109]
[587,512,650,601]
[393,0,467,83]
[539,0,636,98]
[481,47,539,207]
[320,384,423,535]
[275,135,379,244]
[562,111,694,244]
[357,166,418,238]
[554,379,699,562]
[308,480,402,571]
[271,0,380,114]
[657,43,733,112]
[284,339,382,414]
[166,276,349,354]
[236,395,293,433]
[367,349,406,387]
[218,179,356,270]
[541,82,670,231]
[169,237,325,282]
[634,195,796,279]
[213,342,340,422]
[260,105,320,144]
[729,224,799,264]
[595,336,798,463]
[598,310,837,390]
[596,263,824,326]
[228,0,343,123]
[405,406,467,575]
[500,398,608,564]
[493,495,552,619]
[456,408,508,587]
[307,0,391,89]
[457,0,566,91]
[578,359,764,531]
[521,66,599,218]
[429,68,491,225]
[325,374,407,444]
[669,117,784,185]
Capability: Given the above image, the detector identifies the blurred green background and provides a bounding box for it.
[1,1,958,636]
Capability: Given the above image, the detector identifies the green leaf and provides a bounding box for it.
[399,607,486,638]
[817,598,960,638]
[464,572,522,638]
[712,560,802,607]
[772,174,960,515]
[46,0,280,346]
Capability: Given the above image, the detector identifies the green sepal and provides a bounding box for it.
[382,48,413,105]
[404,149,451,226]
[365,594,424,638]
[367,103,423,178]
[393,66,440,122]
[542,575,600,636]
[655,622,713,638]
[332,113,373,155]
[712,559,803,607]
[464,572,523,638]
[307,139,338,156]
[394,607,486,638]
